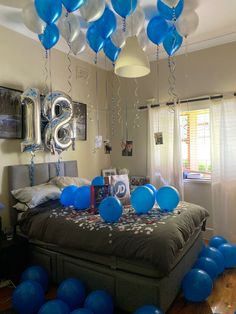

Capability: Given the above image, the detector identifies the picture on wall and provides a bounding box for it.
[121,140,133,156]
[0,86,22,139]
[71,102,87,141]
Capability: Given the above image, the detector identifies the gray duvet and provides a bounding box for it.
[19,201,208,275]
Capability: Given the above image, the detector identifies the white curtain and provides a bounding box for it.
[211,97,236,242]
[147,105,183,199]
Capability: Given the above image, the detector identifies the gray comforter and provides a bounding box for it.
[19,200,208,274]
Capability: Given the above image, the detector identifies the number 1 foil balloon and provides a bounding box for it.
[42,91,74,154]
[21,88,44,153]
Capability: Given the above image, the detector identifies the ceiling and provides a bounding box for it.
[0,0,236,70]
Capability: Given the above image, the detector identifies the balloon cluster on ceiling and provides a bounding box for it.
[22,0,199,64]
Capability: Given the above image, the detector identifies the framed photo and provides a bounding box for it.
[121,140,133,157]
[0,86,22,139]
[102,168,117,177]
[71,102,87,141]
[154,132,163,145]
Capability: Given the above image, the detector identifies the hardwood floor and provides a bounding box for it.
[1,269,236,314]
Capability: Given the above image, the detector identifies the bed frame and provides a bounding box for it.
[8,161,203,313]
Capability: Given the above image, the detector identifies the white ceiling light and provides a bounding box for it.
[114,36,150,78]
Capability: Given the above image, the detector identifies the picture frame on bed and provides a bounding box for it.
[0,86,22,139]
[71,102,87,141]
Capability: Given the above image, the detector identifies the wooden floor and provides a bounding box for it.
[1,269,236,314]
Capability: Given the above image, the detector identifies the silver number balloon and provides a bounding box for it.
[71,31,86,55]
[21,88,44,153]
[58,12,81,44]
[42,91,74,154]
[22,2,46,34]
[80,0,106,22]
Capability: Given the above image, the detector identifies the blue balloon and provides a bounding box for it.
[156,186,180,212]
[91,176,105,186]
[111,0,137,18]
[62,0,86,13]
[94,7,117,40]
[35,0,62,24]
[86,25,105,53]
[60,185,78,207]
[200,246,225,275]
[147,16,169,45]
[73,186,91,210]
[39,300,70,314]
[38,24,60,50]
[145,184,157,195]
[157,0,184,21]
[209,235,227,249]
[21,265,49,292]
[104,38,121,63]
[13,280,45,314]
[57,278,86,311]
[131,186,155,214]
[194,257,218,281]
[84,290,114,314]
[218,243,236,268]
[182,269,213,302]
[135,305,164,314]
[163,27,183,57]
[71,309,94,314]
[99,196,123,223]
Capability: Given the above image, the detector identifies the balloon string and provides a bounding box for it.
[133,78,140,128]
[125,102,128,140]
[48,49,53,95]
[95,54,100,136]
[122,17,126,32]
[86,64,93,122]
[116,75,122,124]
[168,56,179,108]
[111,72,116,138]
[156,45,160,131]
[67,43,72,96]
[29,152,35,187]
[43,49,49,96]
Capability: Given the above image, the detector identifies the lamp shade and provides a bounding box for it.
[114,36,150,78]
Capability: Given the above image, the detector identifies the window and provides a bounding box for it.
[180,109,211,179]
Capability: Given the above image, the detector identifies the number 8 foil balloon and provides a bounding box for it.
[42,91,74,154]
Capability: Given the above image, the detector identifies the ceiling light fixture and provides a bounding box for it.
[114,36,150,78]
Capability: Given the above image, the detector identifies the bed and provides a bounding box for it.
[8,161,208,313]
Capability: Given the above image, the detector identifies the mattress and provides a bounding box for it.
[19,200,208,276]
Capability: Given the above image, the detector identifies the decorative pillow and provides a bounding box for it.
[11,183,61,209]
[50,176,91,190]
[110,174,130,205]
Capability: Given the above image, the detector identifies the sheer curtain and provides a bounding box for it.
[147,105,183,199]
[211,97,236,242]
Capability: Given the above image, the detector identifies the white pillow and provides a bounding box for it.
[50,176,91,190]
[11,183,61,209]
[13,202,29,212]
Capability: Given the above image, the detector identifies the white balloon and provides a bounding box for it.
[80,0,106,22]
[126,6,145,36]
[22,2,46,34]
[71,31,86,55]
[161,0,180,8]
[176,10,199,37]
[58,12,81,44]
[138,28,149,52]
[111,28,126,48]
[184,0,200,10]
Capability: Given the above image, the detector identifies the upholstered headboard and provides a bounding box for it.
[8,160,78,228]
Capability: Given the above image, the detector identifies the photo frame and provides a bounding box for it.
[71,102,87,141]
[102,168,117,177]
[0,86,22,139]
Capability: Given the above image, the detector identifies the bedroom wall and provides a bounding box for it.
[108,41,236,237]
[0,26,111,228]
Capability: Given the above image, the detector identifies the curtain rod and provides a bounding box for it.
[138,92,236,110]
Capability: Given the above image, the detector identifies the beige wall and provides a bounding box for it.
[109,41,236,236]
[0,26,111,228]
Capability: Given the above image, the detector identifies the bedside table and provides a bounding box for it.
[0,235,28,283]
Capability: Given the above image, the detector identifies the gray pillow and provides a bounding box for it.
[11,183,61,209]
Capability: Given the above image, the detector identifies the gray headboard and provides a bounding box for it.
[8,160,78,228]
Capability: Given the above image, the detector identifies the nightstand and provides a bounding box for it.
[0,235,28,283]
